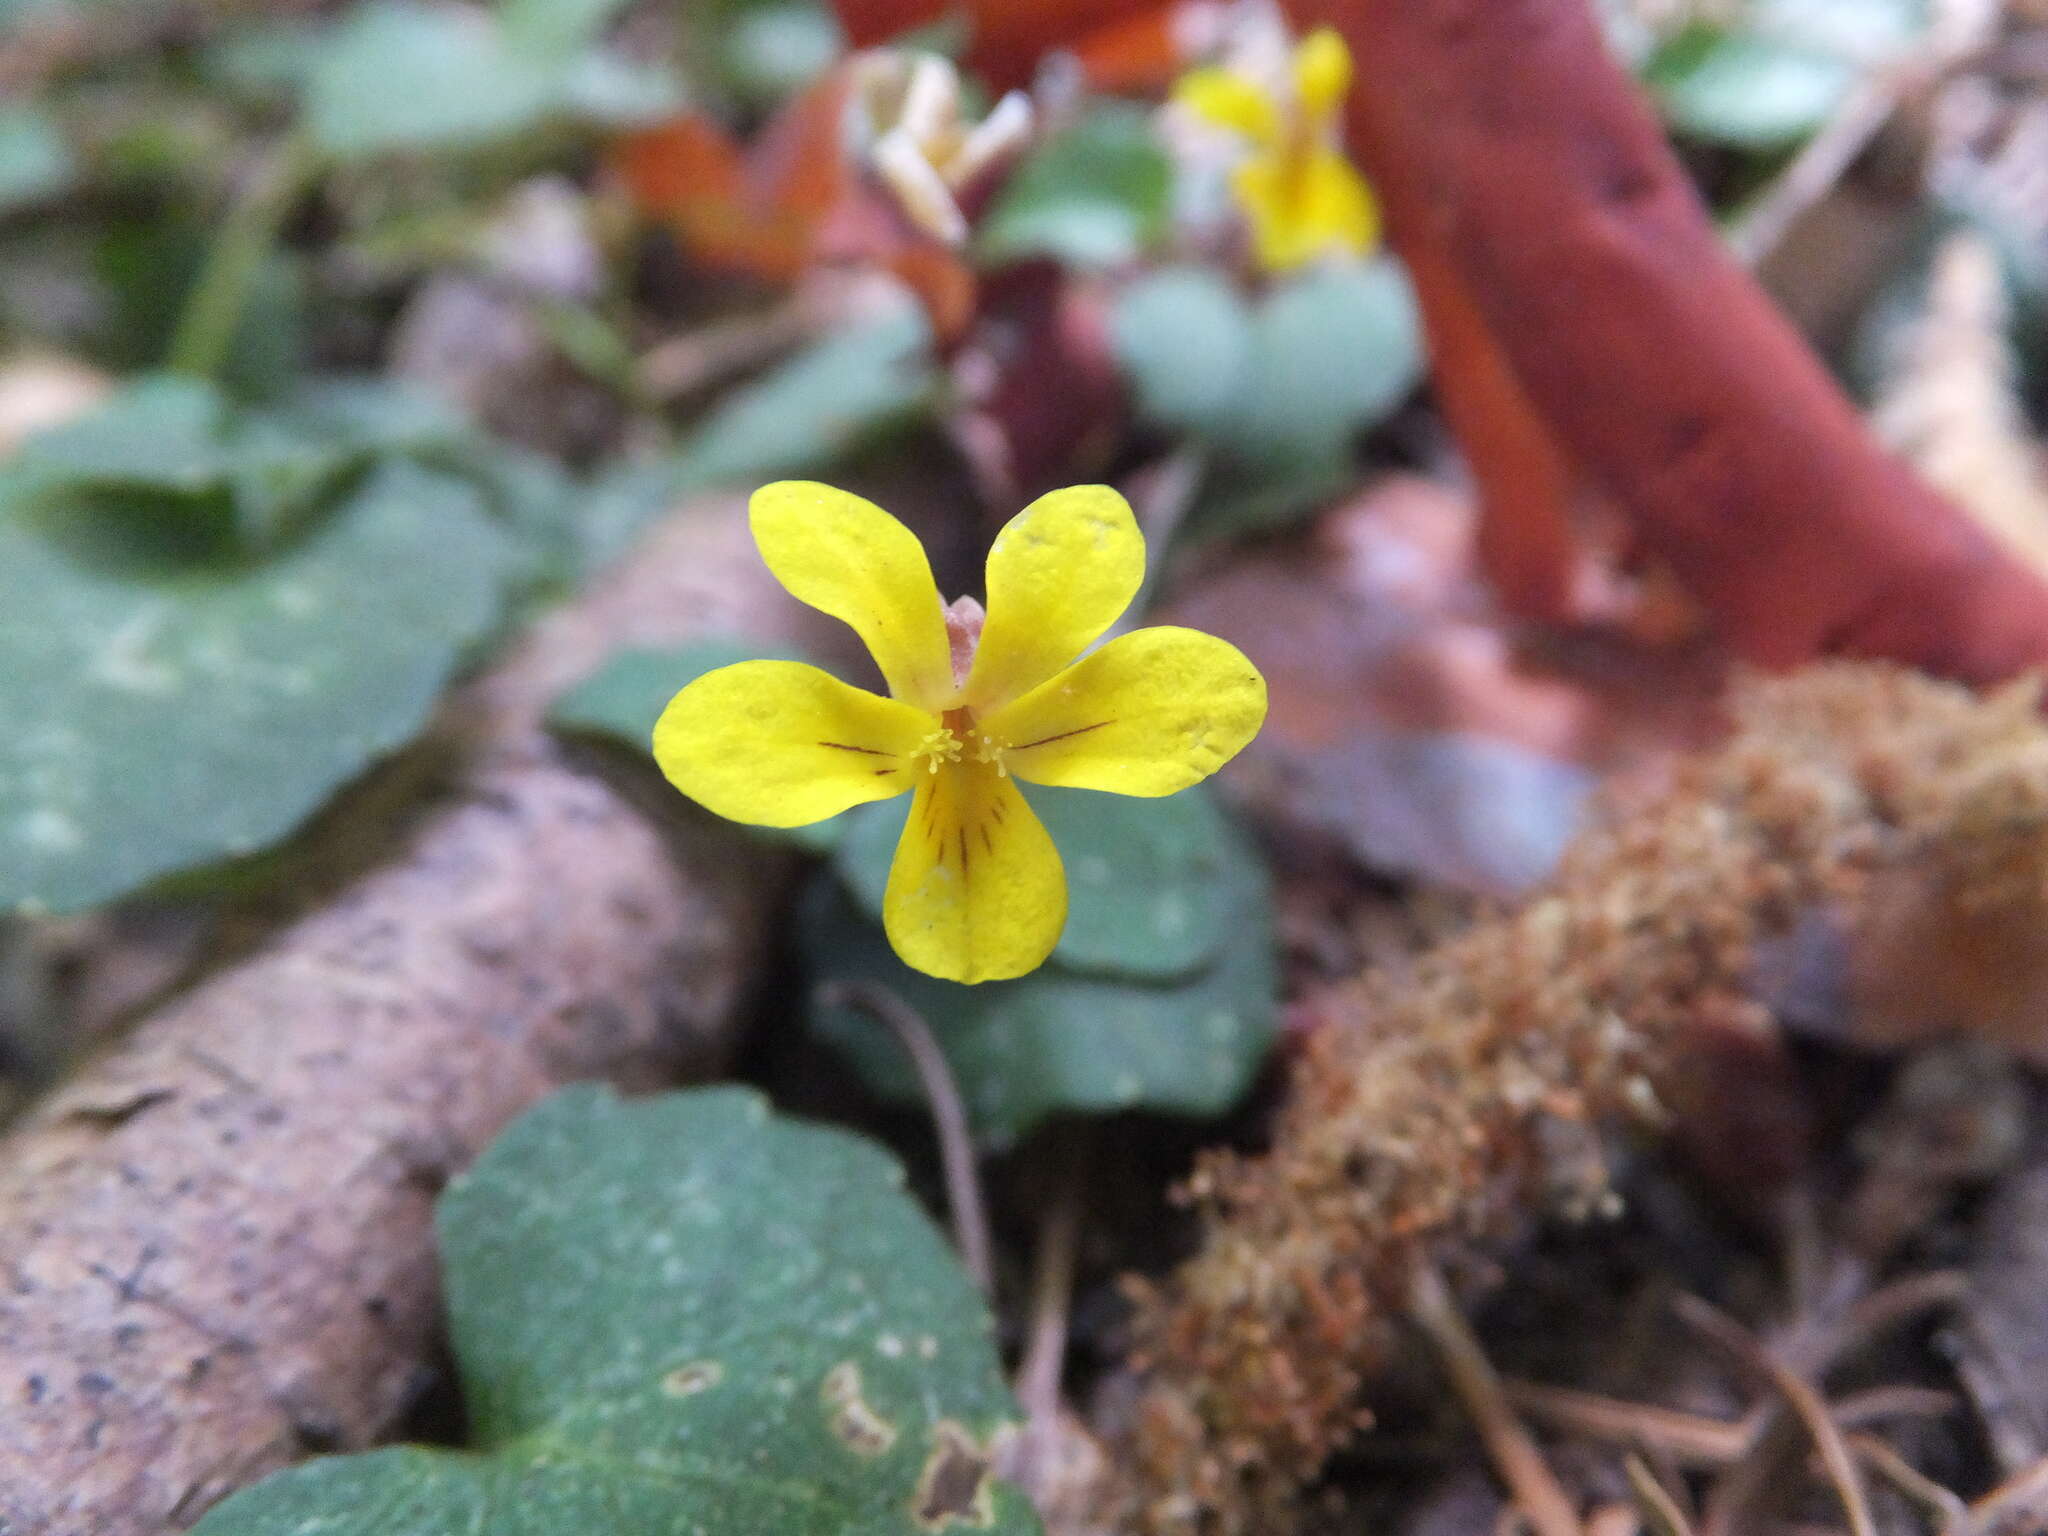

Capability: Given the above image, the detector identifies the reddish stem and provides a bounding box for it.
[1398,202,1584,623]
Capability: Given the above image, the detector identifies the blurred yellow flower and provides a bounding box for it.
[1173,26,1378,272]
[654,481,1267,985]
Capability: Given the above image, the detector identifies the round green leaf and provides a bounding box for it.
[500,0,634,56]
[804,807,1278,1148]
[301,0,679,160]
[833,784,1238,982]
[0,459,513,914]
[1223,257,1424,464]
[1110,265,1254,435]
[0,104,76,215]
[192,1086,1037,1536]
[15,374,229,494]
[15,375,486,555]
[1646,27,1853,148]
[307,2,561,158]
[976,102,1171,269]
[716,2,846,106]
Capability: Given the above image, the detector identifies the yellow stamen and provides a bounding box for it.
[971,730,1008,777]
[912,726,963,774]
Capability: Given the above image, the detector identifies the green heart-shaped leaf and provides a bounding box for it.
[14,374,494,554]
[1110,265,1254,436]
[0,458,513,914]
[674,305,938,494]
[805,800,1278,1148]
[0,104,76,214]
[1111,258,1424,539]
[304,0,680,160]
[977,102,1172,269]
[191,1086,1038,1536]
[1222,257,1424,465]
[833,784,1239,983]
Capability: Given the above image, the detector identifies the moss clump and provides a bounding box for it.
[1115,664,2048,1534]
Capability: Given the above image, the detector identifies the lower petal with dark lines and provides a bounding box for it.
[881,758,1065,985]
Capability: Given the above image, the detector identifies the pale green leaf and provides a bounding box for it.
[1223,257,1424,462]
[305,0,678,159]
[0,104,76,214]
[977,102,1171,269]
[1646,26,1854,147]
[499,0,631,55]
[0,460,513,914]
[1110,265,1253,435]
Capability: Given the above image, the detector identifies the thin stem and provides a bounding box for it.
[1969,1455,2048,1528]
[1407,1261,1584,1536]
[1676,1294,1877,1536]
[1846,1433,1968,1532]
[1830,1385,1959,1433]
[1015,1130,1087,1425]
[1119,447,1206,624]
[1797,1270,1967,1377]
[638,294,817,400]
[815,980,993,1297]
[1503,1380,1750,1468]
[1624,1454,1697,1536]
[166,133,318,382]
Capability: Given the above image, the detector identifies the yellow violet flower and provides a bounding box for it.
[654,481,1267,986]
[1172,27,1378,273]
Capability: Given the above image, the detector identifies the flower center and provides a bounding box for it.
[911,725,963,774]
[912,707,1010,778]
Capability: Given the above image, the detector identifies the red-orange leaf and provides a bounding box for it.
[834,0,1182,91]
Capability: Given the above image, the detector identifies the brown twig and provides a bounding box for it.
[1832,1385,1962,1433]
[1408,1262,1585,1536]
[814,980,994,1298]
[1969,1454,2048,1529]
[1504,1381,1749,1468]
[1803,1270,1970,1373]
[1734,0,2000,268]
[1732,71,1905,268]
[1677,1294,1878,1536]
[1846,1432,1970,1531]
[1625,1453,1698,1536]
[638,294,818,400]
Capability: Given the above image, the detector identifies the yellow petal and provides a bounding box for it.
[1294,27,1353,126]
[982,626,1266,796]
[1172,66,1281,146]
[1298,149,1379,251]
[965,484,1144,714]
[1233,148,1379,272]
[749,481,956,709]
[653,660,930,827]
[884,759,1065,984]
